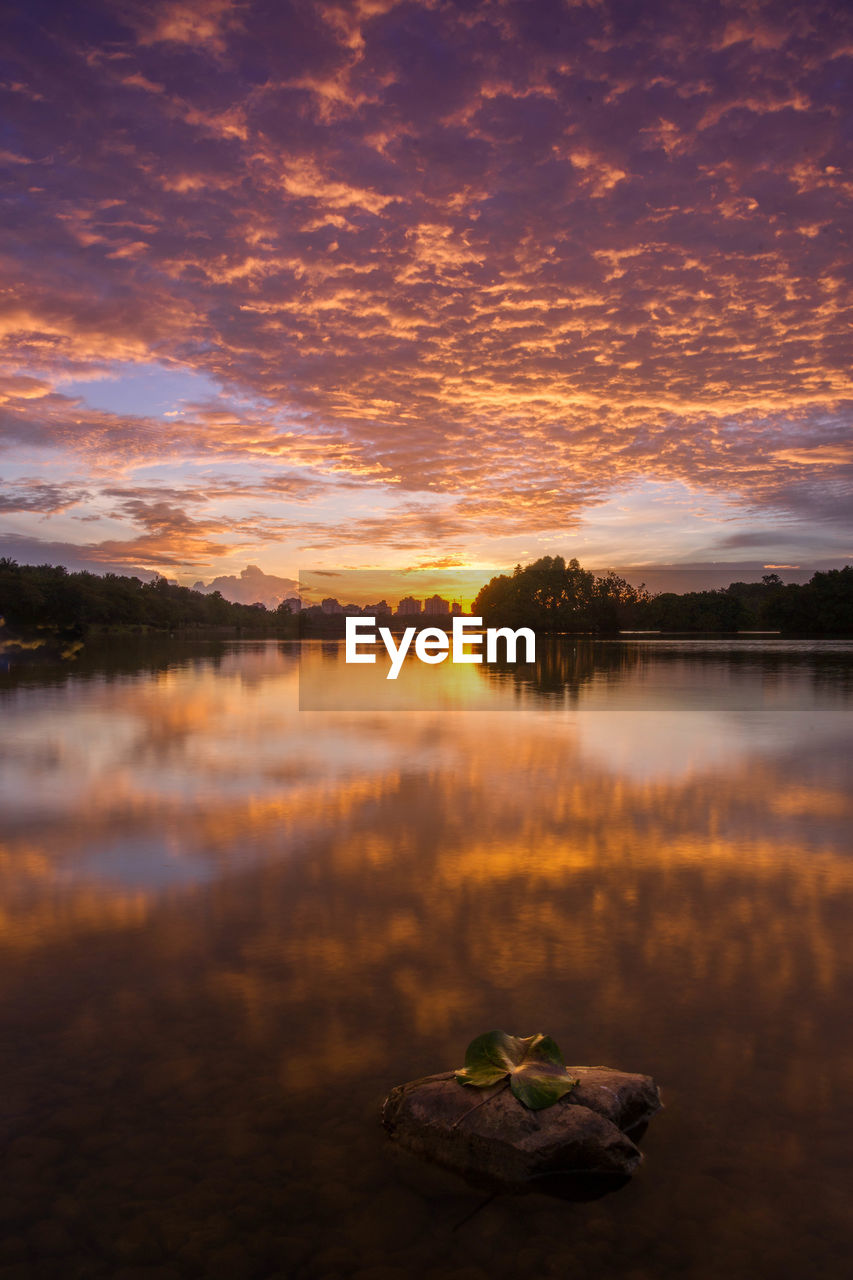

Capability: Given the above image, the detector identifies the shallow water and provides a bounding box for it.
[1,637,852,1279]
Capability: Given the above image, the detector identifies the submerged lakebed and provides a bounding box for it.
[1,637,852,1278]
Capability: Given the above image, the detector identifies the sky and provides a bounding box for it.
[2,0,852,602]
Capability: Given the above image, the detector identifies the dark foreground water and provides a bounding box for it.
[1,637,852,1279]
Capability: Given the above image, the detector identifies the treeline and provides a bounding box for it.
[3,556,853,638]
[0,560,295,634]
[474,557,853,634]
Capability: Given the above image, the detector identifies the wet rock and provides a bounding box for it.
[0,1198,24,1225]
[112,1270,182,1280]
[350,1268,412,1280]
[0,1234,29,1265]
[27,1220,73,1258]
[382,1067,661,1187]
[204,1242,254,1280]
[7,1137,63,1166]
[568,1066,662,1131]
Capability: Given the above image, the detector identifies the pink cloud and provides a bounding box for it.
[1,0,851,569]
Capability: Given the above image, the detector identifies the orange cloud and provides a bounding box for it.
[1,0,851,571]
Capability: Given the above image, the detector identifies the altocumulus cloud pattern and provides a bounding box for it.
[1,0,852,579]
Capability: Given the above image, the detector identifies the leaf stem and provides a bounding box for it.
[451,1078,510,1129]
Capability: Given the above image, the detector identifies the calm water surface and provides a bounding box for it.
[1,638,852,1279]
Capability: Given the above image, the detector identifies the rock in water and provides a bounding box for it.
[568,1066,662,1132]
[382,1066,661,1187]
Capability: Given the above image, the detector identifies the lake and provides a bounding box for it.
[1,637,852,1279]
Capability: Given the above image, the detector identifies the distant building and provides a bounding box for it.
[451,601,462,616]
[283,596,302,612]
[369,599,392,615]
[397,595,422,615]
[321,597,343,614]
[423,594,450,615]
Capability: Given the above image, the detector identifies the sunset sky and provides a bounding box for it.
[2,0,852,600]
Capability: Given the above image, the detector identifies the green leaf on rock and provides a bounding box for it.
[454,1030,579,1110]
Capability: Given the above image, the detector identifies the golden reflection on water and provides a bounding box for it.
[1,639,853,1279]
